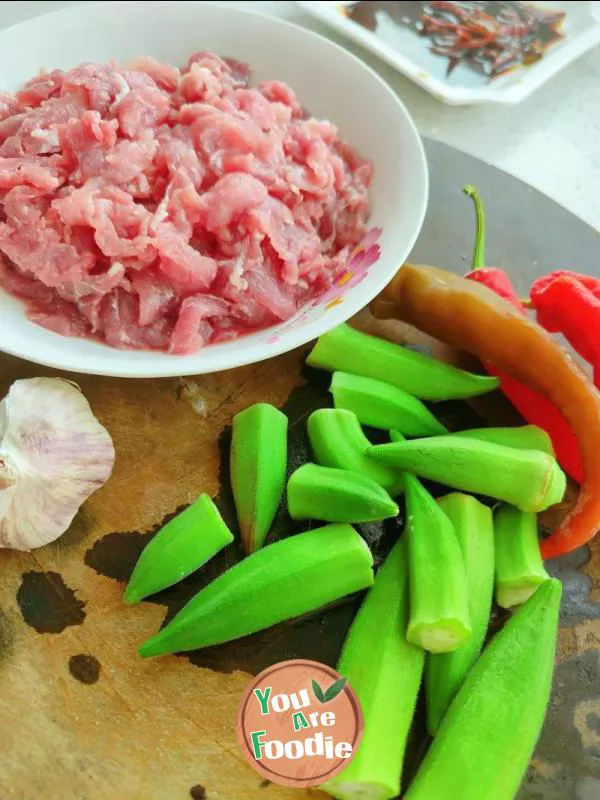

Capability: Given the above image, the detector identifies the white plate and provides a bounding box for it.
[297,1,600,105]
[0,1,427,378]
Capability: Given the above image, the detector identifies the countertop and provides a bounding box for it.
[2,0,600,231]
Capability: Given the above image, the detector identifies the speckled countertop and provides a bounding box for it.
[2,0,600,230]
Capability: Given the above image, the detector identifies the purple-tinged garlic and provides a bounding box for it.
[0,378,115,550]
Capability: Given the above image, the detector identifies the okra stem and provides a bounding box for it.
[308,408,404,496]
[324,538,424,800]
[369,437,565,512]
[330,371,447,436]
[139,524,374,656]
[494,505,549,609]
[404,475,472,654]
[426,494,495,736]
[124,494,234,605]
[287,463,399,524]
[404,579,562,800]
[306,324,500,401]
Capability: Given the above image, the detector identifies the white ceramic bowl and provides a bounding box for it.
[0,1,427,378]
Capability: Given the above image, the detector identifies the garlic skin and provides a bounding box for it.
[0,378,115,550]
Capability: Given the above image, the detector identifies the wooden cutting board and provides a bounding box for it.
[0,139,599,800]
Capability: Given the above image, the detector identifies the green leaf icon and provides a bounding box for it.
[312,679,325,703]
[323,677,347,702]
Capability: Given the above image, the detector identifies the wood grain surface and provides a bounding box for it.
[0,140,599,800]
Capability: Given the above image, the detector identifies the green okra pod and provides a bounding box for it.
[307,408,404,496]
[404,475,472,654]
[389,429,406,443]
[330,371,448,436]
[124,494,234,605]
[287,463,399,524]
[494,504,549,609]
[324,538,424,800]
[306,323,500,401]
[404,579,562,800]
[230,402,288,554]
[369,437,566,512]
[426,494,495,736]
[139,524,374,657]
[450,425,553,454]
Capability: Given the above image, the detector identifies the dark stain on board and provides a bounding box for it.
[189,785,206,800]
[16,571,86,634]
[68,654,101,685]
[84,504,188,584]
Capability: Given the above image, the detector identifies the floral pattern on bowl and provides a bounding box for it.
[265,227,382,345]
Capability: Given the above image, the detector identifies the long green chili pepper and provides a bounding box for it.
[124,494,234,605]
[139,524,374,657]
[230,403,288,554]
[494,505,549,609]
[306,323,500,401]
[426,494,495,736]
[308,408,404,496]
[287,463,399,523]
[324,538,424,800]
[404,475,472,654]
[330,371,447,436]
[369,437,566,512]
[404,579,562,800]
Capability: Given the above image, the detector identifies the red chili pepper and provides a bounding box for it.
[533,270,600,295]
[463,185,583,484]
[530,272,600,365]
[465,267,525,310]
[486,368,583,484]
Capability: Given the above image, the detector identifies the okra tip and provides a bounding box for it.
[123,585,143,606]
[138,634,167,659]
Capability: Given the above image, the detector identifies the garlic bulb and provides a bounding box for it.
[0,378,115,550]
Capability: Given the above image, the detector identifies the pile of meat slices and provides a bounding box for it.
[0,53,372,354]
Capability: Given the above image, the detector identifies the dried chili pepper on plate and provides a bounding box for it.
[371,263,600,559]
[463,185,583,484]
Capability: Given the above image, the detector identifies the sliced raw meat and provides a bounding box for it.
[0,156,65,191]
[0,51,372,355]
[16,70,65,107]
[117,87,171,137]
[195,172,267,231]
[128,57,181,92]
[155,234,217,293]
[170,294,231,354]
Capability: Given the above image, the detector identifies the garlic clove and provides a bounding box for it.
[0,377,115,550]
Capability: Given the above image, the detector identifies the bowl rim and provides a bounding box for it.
[0,0,428,378]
